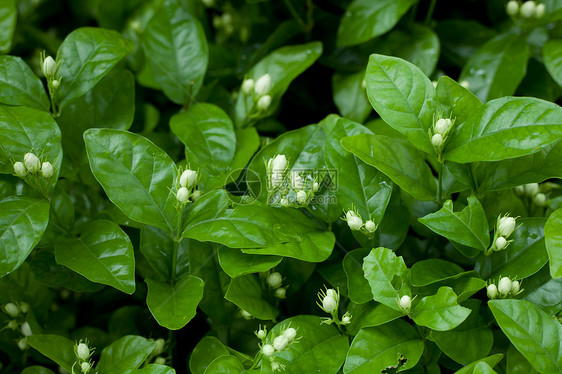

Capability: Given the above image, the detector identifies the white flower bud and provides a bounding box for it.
[240,310,252,320]
[153,338,165,355]
[341,315,351,325]
[296,190,307,204]
[257,95,272,111]
[4,303,19,317]
[511,280,520,294]
[514,185,525,196]
[52,80,60,89]
[24,153,41,173]
[361,79,366,89]
[282,327,297,342]
[267,272,283,288]
[191,190,202,201]
[19,302,29,314]
[21,322,32,337]
[322,295,337,313]
[42,56,56,78]
[460,80,470,89]
[76,342,90,361]
[326,289,337,299]
[273,335,289,351]
[524,183,539,196]
[241,79,254,94]
[180,169,197,188]
[498,277,512,296]
[498,216,516,237]
[312,182,319,192]
[274,287,286,298]
[7,320,18,330]
[17,338,28,351]
[520,1,536,18]
[256,329,267,340]
[255,74,272,96]
[270,155,287,172]
[280,198,289,207]
[533,193,546,207]
[262,344,275,357]
[432,80,438,88]
[13,162,27,177]
[398,295,411,313]
[154,357,166,365]
[535,3,546,18]
[177,187,189,203]
[487,284,498,299]
[506,0,519,16]
[41,162,53,178]
[81,362,91,373]
[347,216,363,231]
[434,118,452,135]
[365,220,376,233]
[431,133,444,148]
[495,236,507,250]
[291,171,304,190]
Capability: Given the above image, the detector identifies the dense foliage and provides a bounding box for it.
[0,0,561,373]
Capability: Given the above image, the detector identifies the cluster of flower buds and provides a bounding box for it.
[150,338,166,365]
[74,340,95,373]
[260,325,299,371]
[266,154,320,207]
[316,287,352,326]
[487,277,523,299]
[240,309,253,320]
[506,1,546,19]
[343,209,377,236]
[175,168,201,204]
[2,301,31,351]
[242,73,273,113]
[13,152,54,179]
[429,115,455,158]
[213,12,234,35]
[267,271,287,299]
[487,214,518,255]
[41,52,61,89]
[514,183,547,207]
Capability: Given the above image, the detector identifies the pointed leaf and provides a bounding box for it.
[411,287,471,331]
[0,56,49,110]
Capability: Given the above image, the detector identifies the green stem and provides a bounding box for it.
[437,162,443,203]
[283,0,307,31]
[424,0,438,25]
[248,352,263,370]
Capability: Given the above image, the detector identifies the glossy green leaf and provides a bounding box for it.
[56,27,134,110]
[519,267,562,315]
[346,301,403,335]
[84,128,178,233]
[489,299,562,373]
[454,354,504,374]
[0,105,62,176]
[54,219,135,294]
[224,274,278,320]
[545,208,562,278]
[0,56,49,111]
[419,196,489,255]
[261,315,348,374]
[145,275,205,330]
[341,134,436,201]
[190,336,231,374]
[507,344,540,374]
[142,0,208,104]
[0,196,50,277]
[21,367,56,374]
[140,225,189,282]
[343,319,424,373]
[459,33,529,102]
[336,0,417,47]
[343,248,372,304]
[475,218,547,280]
[436,76,482,125]
[217,246,281,278]
[97,335,155,374]
[445,97,562,163]
[332,71,372,123]
[362,247,409,311]
[27,334,76,372]
[411,287,471,331]
[0,0,16,53]
[204,355,244,374]
[411,259,467,287]
[125,365,175,374]
[365,54,436,154]
[543,39,562,87]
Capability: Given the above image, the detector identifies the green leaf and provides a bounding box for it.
[346,301,403,335]
[27,334,76,372]
[0,56,49,111]
[365,54,436,154]
[84,128,177,233]
[142,0,208,104]
[0,196,50,277]
[419,196,489,256]
[543,39,562,87]
[261,315,348,374]
[224,274,278,320]
[507,344,540,374]
[145,275,205,330]
[21,367,56,374]
[125,365,175,374]
[519,267,562,315]
[0,0,16,53]
[459,33,529,102]
[204,355,245,374]
[336,0,417,47]
[436,76,482,125]
[343,248,373,304]
[97,335,155,374]
[140,225,189,282]
[362,247,409,311]
[0,105,62,176]
[332,71,372,123]
[234,42,322,127]
[190,336,231,374]
[342,134,437,201]
[411,286,471,331]
[545,208,562,278]
[217,246,281,278]
[454,354,504,374]
[56,27,134,110]
[54,219,135,294]
[324,117,393,224]
[444,97,562,163]
[489,299,562,373]
[411,259,467,287]
[343,319,424,373]
[475,218,547,280]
